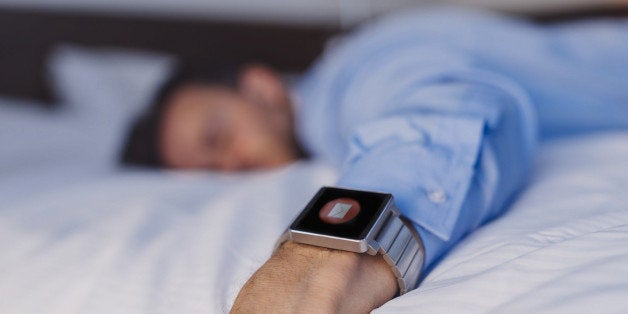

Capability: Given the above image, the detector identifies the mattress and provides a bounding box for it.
[2,92,628,313]
[2,44,628,312]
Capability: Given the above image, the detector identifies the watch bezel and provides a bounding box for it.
[288,187,394,253]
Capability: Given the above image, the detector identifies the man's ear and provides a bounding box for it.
[238,64,291,112]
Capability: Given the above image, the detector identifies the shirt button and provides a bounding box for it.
[427,189,448,204]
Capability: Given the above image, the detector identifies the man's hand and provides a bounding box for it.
[231,241,397,313]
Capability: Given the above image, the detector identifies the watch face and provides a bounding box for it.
[290,187,391,240]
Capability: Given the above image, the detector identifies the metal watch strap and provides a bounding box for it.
[374,211,425,295]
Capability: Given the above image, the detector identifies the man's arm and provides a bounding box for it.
[233,6,628,311]
[232,74,534,313]
[233,9,540,312]
[231,242,396,313]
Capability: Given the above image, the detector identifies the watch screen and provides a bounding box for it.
[290,187,391,240]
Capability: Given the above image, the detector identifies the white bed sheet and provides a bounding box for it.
[378,132,628,313]
[0,161,338,313]
[2,92,628,313]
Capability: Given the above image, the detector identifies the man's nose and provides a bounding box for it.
[218,150,248,172]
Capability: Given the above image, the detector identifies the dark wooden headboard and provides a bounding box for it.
[0,8,338,103]
[1,6,626,104]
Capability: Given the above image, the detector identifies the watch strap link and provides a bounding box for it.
[374,211,424,295]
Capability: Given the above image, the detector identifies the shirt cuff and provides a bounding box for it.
[337,114,485,241]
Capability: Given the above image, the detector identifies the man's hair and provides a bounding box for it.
[120,63,240,168]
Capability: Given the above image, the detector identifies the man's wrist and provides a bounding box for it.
[231,241,397,313]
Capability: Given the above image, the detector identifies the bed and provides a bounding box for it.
[1,5,628,314]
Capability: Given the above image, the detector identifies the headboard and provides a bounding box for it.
[1,6,626,104]
[0,8,338,103]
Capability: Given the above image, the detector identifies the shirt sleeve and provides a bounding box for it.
[295,6,628,275]
[331,44,537,269]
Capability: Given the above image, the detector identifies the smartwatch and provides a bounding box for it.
[277,186,425,294]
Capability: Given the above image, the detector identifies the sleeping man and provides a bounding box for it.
[121,7,628,313]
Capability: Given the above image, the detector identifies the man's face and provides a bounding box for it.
[159,66,299,171]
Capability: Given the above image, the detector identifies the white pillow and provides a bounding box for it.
[48,44,176,117]
[46,44,176,168]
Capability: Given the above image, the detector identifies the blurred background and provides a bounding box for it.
[0,0,626,26]
[1,0,627,104]
[0,2,627,312]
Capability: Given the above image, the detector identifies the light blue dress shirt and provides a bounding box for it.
[293,8,628,273]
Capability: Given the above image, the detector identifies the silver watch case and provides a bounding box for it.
[277,187,425,294]
[286,193,395,255]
